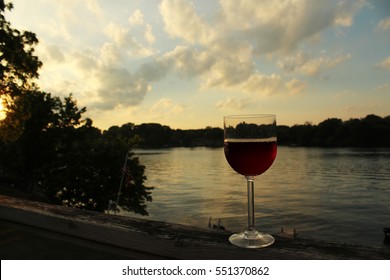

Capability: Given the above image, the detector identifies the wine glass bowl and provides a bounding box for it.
[223,114,277,248]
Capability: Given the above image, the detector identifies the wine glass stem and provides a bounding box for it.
[246,176,255,232]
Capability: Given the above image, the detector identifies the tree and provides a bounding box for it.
[0,1,41,93]
[1,91,153,214]
[40,125,153,214]
[0,0,43,141]
[53,94,86,128]
[0,1,152,215]
[134,123,173,148]
[316,118,343,146]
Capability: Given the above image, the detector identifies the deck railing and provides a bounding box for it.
[1,195,389,259]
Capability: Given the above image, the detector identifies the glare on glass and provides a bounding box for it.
[224,114,277,248]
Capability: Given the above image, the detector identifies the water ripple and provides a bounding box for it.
[123,147,390,247]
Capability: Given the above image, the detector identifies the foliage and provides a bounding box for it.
[0,1,41,93]
[39,125,152,214]
[277,115,390,147]
[0,91,152,214]
[0,0,42,140]
[0,1,152,215]
[105,123,224,148]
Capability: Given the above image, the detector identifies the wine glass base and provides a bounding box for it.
[229,230,275,248]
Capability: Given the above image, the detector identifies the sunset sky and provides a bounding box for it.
[5,0,390,129]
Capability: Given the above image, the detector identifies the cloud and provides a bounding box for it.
[137,61,168,82]
[42,20,72,41]
[215,97,250,111]
[202,49,254,89]
[153,0,362,96]
[128,9,144,26]
[278,52,352,76]
[285,79,307,95]
[376,56,390,70]
[135,45,216,82]
[241,74,306,96]
[103,22,155,58]
[92,67,151,110]
[149,98,184,119]
[377,16,390,31]
[144,24,155,44]
[215,77,306,112]
[215,0,366,54]
[159,0,214,45]
[34,0,367,116]
[86,0,103,19]
[37,43,152,111]
[100,42,123,65]
[375,83,389,91]
[36,16,160,112]
[43,44,66,63]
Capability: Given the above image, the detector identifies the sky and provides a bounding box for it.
[5,0,390,130]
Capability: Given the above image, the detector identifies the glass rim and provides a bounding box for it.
[223,114,276,119]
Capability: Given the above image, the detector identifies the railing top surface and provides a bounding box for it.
[1,195,389,260]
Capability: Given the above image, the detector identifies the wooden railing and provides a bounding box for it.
[0,195,389,260]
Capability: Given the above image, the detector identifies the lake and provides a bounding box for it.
[122,146,390,248]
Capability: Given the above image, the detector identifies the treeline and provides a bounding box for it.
[109,114,390,149]
[104,123,223,148]
[278,114,390,147]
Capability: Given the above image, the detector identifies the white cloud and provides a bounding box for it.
[158,45,216,78]
[376,57,390,70]
[377,16,390,31]
[37,41,152,111]
[153,0,362,97]
[41,20,72,41]
[278,52,351,76]
[100,42,122,65]
[215,97,250,111]
[215,0,366,54]
[22,0,370,121]
[202,53,254,89]
[144,24,155,44]
[86,0,103,19]
[285,79,307,95]
[104,22,131,47]
[240,74,284,96]
[159,0,214,45]
[103,22,155,58]
[43,44,66,63]
[73,49,99,72]
[375,83,389,91]
[128,9,144,26]
[93,67,151,110]
[149,98,184,119]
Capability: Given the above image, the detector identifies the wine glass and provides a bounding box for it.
[224,114,277,248]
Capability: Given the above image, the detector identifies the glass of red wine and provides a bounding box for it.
[224,114,277,248]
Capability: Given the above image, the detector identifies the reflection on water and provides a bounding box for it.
[122,147,390,247]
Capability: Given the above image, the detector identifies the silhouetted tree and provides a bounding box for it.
[40,123,152,214]
[134,123,173,148]
[0,1,42,141]
[106,116,390,149]
[0,3,152,214]
[316,118,343,146]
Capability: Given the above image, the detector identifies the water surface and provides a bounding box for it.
[123,147,390,247]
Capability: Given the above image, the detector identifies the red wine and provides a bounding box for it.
[224,139,277,176]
